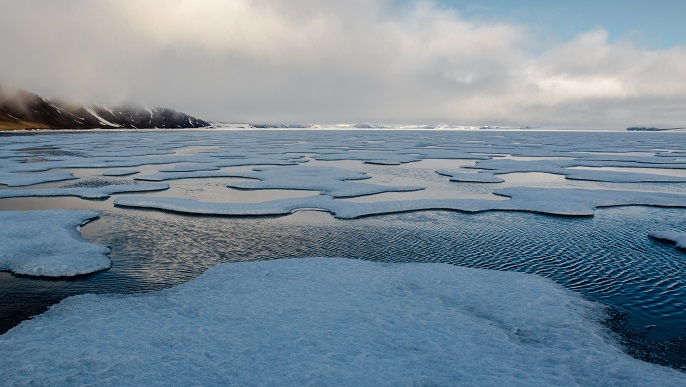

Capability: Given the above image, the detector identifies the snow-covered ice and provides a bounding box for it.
[0,258,683,385]
[101,169,139,176]
[0,210,110,277]
[0,183,169,200]
[649,231,686,250]
[437,169,504,183]
[224,166,425,198]
[115,187,686,218]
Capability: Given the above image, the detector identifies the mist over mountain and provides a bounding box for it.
[0,86,209,130]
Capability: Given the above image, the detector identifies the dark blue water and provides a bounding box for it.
[2,205,684,339]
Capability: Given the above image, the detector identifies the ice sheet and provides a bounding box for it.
[0,210,110,276]
[1,258,683,385]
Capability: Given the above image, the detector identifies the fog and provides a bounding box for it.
[1,0,685,128]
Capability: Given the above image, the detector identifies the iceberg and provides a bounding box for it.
[0,210,110,277]
[0,258,683,385]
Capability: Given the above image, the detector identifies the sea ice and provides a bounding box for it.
[0,258,683,385]
[114,187,686,218]
[0,171,78,187]
[0,183,169,200]
[224,165,425,198]
[436,169,504,183]
[649,231,686,250]
[101,169,139,176]
[0,210,110,277]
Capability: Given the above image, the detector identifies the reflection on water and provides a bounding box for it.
[2,204,685,342]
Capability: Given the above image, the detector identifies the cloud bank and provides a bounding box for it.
[1,0,685,128]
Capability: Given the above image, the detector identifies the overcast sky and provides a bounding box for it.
[1,0,685,128]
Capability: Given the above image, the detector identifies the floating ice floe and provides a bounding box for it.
[101,169,139,176]
[468,159,686,183]
[0,183,169,200]
[1,258,683,385]
[0,171,78,187]
[114,187,686,218]
[649,231,686,250]
[224,166,424,198]
[0,210,110,277]
[436,169,504,183]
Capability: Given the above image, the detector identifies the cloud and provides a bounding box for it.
[1,0,685,128]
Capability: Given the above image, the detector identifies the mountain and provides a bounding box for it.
[0,86,209,130]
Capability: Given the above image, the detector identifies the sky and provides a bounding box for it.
[1,0,685,128]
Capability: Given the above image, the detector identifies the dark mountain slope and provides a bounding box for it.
[0,87,209,130]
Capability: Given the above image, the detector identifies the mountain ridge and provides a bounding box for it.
[0,87,209,130]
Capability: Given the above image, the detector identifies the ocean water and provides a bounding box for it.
[1,129,686,369]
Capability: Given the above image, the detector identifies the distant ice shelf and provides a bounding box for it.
[0,210,110,277]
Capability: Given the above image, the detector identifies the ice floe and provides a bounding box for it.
[0,258,683,385]
[0,183,169,200]
[436,169,504,183]
[115,187,686,218]
[224,166,424,198]
[649,231,686,250]
[101,169,139,176]
[0,210,110,277]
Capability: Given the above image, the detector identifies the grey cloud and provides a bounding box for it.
[1,0,685,128]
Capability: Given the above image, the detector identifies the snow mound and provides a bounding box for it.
[649,231,686,250]
[1,258,683,385]
[0,210,110,277]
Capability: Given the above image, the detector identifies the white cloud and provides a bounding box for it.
[1,0,684,128]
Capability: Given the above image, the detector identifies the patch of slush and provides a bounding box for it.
[649,231,686,250]
[1,258,683,385]
[115,187,686,218]
[0,183,169,200]
[0,210,110,277]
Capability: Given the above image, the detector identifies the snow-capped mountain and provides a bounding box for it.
[0,86,209,130]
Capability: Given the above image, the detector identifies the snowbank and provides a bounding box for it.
[1,258,683,385]
[0,210,110,276]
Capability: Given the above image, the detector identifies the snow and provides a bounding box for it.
[1,258,683,385]
[437,169,504,183]
[649,231,686,250]
[101,169,139,176]
[0,210,110,277]
[0,171,78,187]
[114,187,686,218]
[0,183,169,200]
[84,105,121,128]
[224,166,424,198]
[468,158,686,183]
